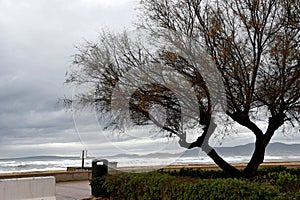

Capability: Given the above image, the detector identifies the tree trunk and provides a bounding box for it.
[243,116,282,178]
[243,139,266,178]
[179,139,241,177]
[206,148,241,177]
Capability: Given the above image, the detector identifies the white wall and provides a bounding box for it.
[0,176,55,200]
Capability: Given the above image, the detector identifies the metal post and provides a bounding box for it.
[81,150,85,169]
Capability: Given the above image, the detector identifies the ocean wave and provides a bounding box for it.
[1,155,300,173]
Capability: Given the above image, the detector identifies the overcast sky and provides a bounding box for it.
[0,0,140,158]
[0,0,299,159]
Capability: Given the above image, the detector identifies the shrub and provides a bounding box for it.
[257,166,288,176]
[162,178,279,200]
[96,172,279,200]
[255,168,299,192]
[90,176,109,197]
[166,168,230,179]
[276,171,298,190]
[287,168,300,177]
[255,167,300,196]
[257,166,300,178]
[90,167,300,199]
[103,172,175,199]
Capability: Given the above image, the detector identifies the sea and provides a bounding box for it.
[1,143,300,173]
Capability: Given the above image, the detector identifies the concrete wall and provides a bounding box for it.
[0,170,92,183]
[55,171,92,182]
[0,176,56,200]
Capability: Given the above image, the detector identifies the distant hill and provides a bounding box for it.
[0,155,79,161]
[214,142,300,157]
[107,142,300,158]
[265,142,300,156]
[1,142,299,161]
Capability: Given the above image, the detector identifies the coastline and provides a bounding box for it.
[115,161,300,173]
[1,161,300,182]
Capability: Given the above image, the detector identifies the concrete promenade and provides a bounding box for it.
[56,180,91,200]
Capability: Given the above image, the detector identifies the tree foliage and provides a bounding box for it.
[65,0,300,178]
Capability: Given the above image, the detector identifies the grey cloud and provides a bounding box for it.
[0,0,298,160]
[0,77,77,146]
[0,0,137,158]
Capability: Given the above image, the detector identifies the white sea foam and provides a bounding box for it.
[1,154,299,173]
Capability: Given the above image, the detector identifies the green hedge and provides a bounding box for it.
[166,166,300,179]
[91,167,300,199]
[104,173,175,199]
[166,168,230,179]
[161,178,279,200]
[256,166,300,178]
[90,176,109,197]
[92,172,279,200]
[254,167,300,195]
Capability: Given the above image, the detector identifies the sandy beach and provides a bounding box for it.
[109,161,300,174]
[1,161,300,180]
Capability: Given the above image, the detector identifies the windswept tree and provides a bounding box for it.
[65,0,299,178]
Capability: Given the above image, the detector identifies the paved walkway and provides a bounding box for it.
[56,180,91,200]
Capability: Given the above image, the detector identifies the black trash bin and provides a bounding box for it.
[91,159,109,197]
[92,159,108,179]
